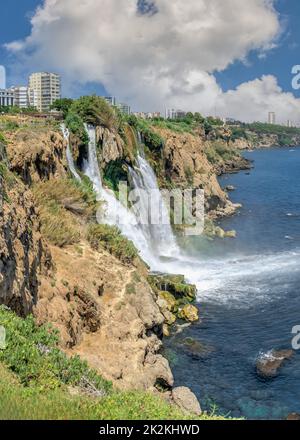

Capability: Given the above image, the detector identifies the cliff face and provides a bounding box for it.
[0,118,250,390]
[232,133,300,150]
[0,123,173,390]
[153,128,248,218]
[0,159,50,316]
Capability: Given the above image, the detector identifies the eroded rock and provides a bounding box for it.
[256,350,294,379]
[172,387,202,416]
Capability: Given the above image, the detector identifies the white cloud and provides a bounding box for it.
[5,0,300,122]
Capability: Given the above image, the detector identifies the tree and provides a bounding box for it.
[51,98,74,117]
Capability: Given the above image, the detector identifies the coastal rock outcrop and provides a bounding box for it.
[256,349,294,379]
[172,387,202,416]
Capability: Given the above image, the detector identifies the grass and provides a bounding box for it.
[33,178,97,247]
[205,141,239,165]
[0,306,230,420]
[87,223,138,265]
[0,306,111,393]
[0,364,231,420]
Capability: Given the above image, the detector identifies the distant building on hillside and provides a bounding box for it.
[0,88,14,107]
[268,112,276,125]
[117,102,131,115]
[133,111,161,119]
[165,108,187,119]
[0,66,6,89]
[104,96,117,106]
[12,86,37,109]
[287,120,293,128]
[29,72,61,112]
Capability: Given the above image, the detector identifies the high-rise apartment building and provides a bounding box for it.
[268,112,276,125]
[29,72,61,112]
[165,108,187,119]
[117,102,131,115]
[12,86,37,109]
[104,96,117,106]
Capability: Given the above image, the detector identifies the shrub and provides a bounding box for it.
[33,178,97,247]
[0,306,111,393]
[65,111,89,145]
[69,96,120,131]
[87,224,138,265]
[51,98,73,117]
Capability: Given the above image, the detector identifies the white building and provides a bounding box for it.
[12,86,37,109]
[268,112,276,125]
[0,66,6,89]
[104,96,117,106]
[165,108,187,119]
[0,89,14,107]
[117,102,131,115]
[29,72,61,112]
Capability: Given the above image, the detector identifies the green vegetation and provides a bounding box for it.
[230,122,300,146]
[127,116,164,151]
[51,98,74,117]
[0,131,7,145]
[0,306,230,420]
[0,306,111,393]
[65,111,89,145]
[33,178,97,247]
[69,96,120,131]
[103,159,128,193]
[87,224,138,265]
[0,105,37,115]
[245,122,300,135]
[205,141,239,165]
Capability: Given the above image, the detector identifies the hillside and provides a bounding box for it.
[0,100,251,419]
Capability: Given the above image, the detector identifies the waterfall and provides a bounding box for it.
[129,154,179,258]
[83,124,102,198]
[82,124,161,267]
[60,123,81,182]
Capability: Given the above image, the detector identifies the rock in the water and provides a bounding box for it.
[225,230,237,238]
[162,324,170,337]
[256,349,294,379]
[180,337,215,359]
[158,291,177,313]
[225,185,236,192]
[178,304,199,323]
[172,387,202,416]
[286,413,300,421]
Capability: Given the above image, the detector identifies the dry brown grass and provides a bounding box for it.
[33,178,97,247]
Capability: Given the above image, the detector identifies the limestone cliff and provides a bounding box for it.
[152,128,249,218]
[0,122,173,390]
[0,117,249,391]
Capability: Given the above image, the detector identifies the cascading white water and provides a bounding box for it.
[83,124,102,197]
[129,154,179,258]
[66,124,300,311]
[82,124,161,267]
[61,123,81,181]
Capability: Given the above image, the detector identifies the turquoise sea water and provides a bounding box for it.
[165,147,300,420]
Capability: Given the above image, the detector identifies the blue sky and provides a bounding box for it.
[0,0,299,120]
[215,0,300,94]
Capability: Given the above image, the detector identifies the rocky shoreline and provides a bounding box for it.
[0,113,273,417]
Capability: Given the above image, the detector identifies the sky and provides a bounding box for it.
[0,0,300,123]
